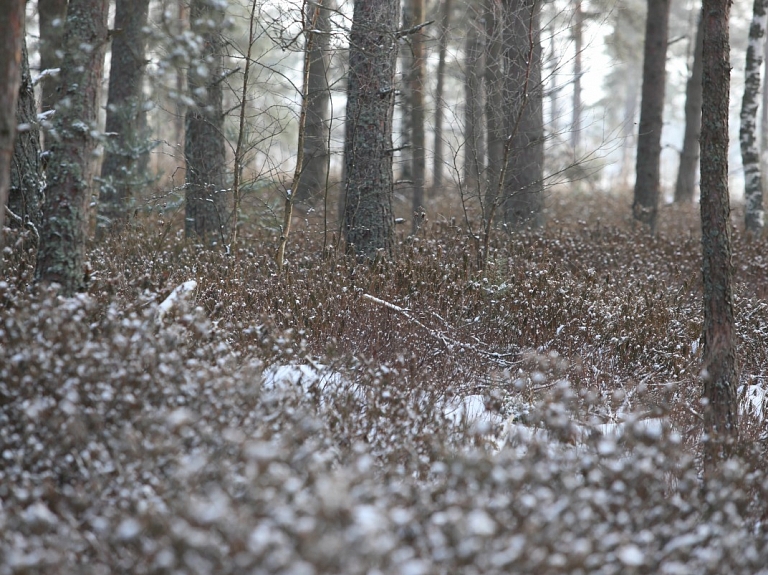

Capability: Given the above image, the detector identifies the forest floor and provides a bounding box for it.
[2,188,768,573]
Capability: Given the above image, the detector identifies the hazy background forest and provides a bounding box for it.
[3,0,768,572]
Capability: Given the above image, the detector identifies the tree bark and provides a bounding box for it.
[674,10,704,204]
[484,0,504,220]
[294,0,333,205]
[432,0,451,191]
[632,0,670,231]
[184,0,229,244]
[38,0,68,130]
[700,0,739,466]
[10,37,43,231]
[464,5,485,197]
[571,0,583,153]
[410,0,427,232]
[399,3,413,185]
[0,0,25,257]
[97,0,151,233]
[502,0,544,228]
[35,0,109,294]
[740,0,768,233]
[343,0,399,258]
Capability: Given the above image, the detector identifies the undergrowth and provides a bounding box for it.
[2,190,768,573]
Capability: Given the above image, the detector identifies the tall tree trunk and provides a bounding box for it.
[484,0,504,220]
[0,0,25,257]
[762,32,768,181]
[700,0,739,466]
[97,0,151,233]
[674,10,704,204]
[175,0,188,148]
[740,0,768,233]
[35,0,109,294]
[184,0,229,244]
[410,0,427,232]
[38,0,68,142]
[571,0,583,154]
[294,0,333,205]
[399,3,413,185]
[464,6,485,197]
[617,72,640,190]
[10,37,43,230]
[433,0,451,190]
[343,0,399,258]
[632,0,671,231]
[503,0,544,228]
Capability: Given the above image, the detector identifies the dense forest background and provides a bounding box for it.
[3,0,768,572]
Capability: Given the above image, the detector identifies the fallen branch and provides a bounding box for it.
[362,293,519,368]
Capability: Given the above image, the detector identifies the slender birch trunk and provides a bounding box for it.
[740,0,768,233]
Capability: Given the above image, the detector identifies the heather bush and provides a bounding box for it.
[2,191,768,573]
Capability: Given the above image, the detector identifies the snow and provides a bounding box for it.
[155,280,198,325]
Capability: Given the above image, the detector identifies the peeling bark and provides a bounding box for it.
[740,0,767,233]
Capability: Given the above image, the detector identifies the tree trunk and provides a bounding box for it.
[484,0,504,220]
[502,0,544,228]
[464,6,485,197]
[632,0,670,231]
[740,0,768,233]
[294,0,333,205]
[674,10,704,204]
[399,3,413,185]
[184,0,229,244]
[97,0,151,233]
[0,0,25,257]
[410,0,427,232]
[571,0,583,154]
[432,0,451,191]
[10,37,43,231]
[343,0,399,258]
[700,0,739,466]
[38,0,68,135]
[35,0,109,294]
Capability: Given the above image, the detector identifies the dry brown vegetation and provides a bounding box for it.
[2,189,768,573]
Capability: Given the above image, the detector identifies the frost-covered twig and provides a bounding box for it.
[155,280,198,325]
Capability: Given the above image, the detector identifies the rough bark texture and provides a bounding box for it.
[762,30,768,180]
[38,0,68,123]
[484,0,504,218]
[0,0,25,250]
[700,0,739,465]
[410,0,427,231]
[740,0,767,233]
[432,0,451,190]
[464,6,485,196]
[10,37,43,230]
[632,0,670,231]
[571,0,583,153]
[97,0,151,233]
[674,11,704,204]
[503,0,544,228]
[294,0,333,205]
[343,0,399,258]
[35,0,109,294]
[184,0,229,244]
